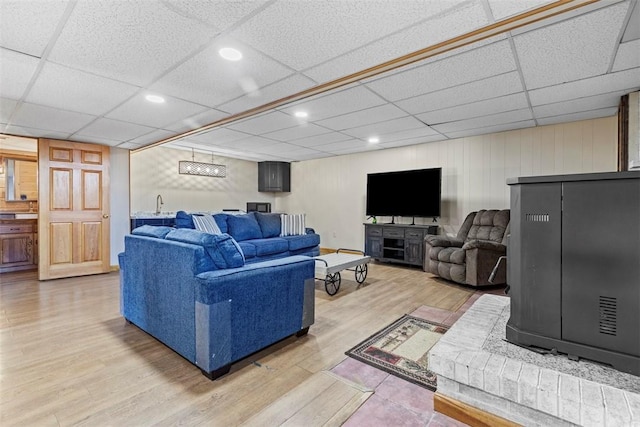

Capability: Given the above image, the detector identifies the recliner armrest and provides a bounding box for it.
[462,239,506,253]
[424,235,464,248]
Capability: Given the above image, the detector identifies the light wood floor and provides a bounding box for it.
[0,262,476,426]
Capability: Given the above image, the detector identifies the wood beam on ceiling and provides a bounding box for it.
[132,0,601,154]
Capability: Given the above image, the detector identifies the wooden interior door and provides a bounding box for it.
[38,139,110,280]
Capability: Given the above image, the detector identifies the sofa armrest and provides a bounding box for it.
[462,239,506,253]
[425,235,464,248]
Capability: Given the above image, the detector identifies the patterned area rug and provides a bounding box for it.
[345,315,449,391]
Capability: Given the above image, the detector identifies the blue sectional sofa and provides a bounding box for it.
[119,222,317,380]
[175,211,321,261]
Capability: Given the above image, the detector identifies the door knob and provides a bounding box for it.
[102,214,109,218]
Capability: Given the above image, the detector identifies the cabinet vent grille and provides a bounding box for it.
[525,213,549,222]
[599,296,617,336]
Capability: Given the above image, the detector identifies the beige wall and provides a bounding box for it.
[130,146,273,213]
[276,116,618,250]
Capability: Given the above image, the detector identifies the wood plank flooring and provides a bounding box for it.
[0,262,475,426]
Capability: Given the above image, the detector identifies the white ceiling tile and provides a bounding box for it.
[373,126,440,143]
[49,0,217,86]
[128,129,179,146]
[231,1,463,71]
[365,40,517,102]
[303,1,490,83]
[26,62,140,116]
[216,74,317,115]
[286,132,352,148]
[622,0,639,43]
[528,68,640,105]
[313,138,371,153]
[151,38,296,108]
[279,85,386,121]
[116,142,146,150]
[342,116,427,139]
[165,109,230,133]
[75,117,155,142]
[612,39,640,72]
[316,104,408,131]
[188,128,253,145]
[0,97,17,123]
[0,0,69,57]
[254,142,301,154]
[514,2,630,90]
[431,109,533,133]
[227,110,299,135]
[231,136,281,150]
[69,134,122,146]
[263,124,330,142]
[417,92,529,124]
[536,107,618,126]
[393,71,524,115]
[380,134,445,148]
[0,49,40,100]
[163,1,270,32]
[106,93,208,129]
[533,90,629,119]
[443,120,536,139]
[487,0,554,21]
[12,102,96,133]
[3,123,71,140]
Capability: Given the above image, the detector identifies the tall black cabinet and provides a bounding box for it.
[506,171,640,375]
[258,161,290,192]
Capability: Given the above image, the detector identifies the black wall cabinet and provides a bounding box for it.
[258,161,290,192]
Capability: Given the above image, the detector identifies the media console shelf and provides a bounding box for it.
[363,223,438,268]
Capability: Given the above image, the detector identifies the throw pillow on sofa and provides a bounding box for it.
[193,214,222,234]
[175,210,229,233]
[227,213,263,241]
[255,212,282,238]
[280,213,306,236]
[165,228,245,269]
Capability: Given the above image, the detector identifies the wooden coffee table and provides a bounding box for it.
[314,249,371,296]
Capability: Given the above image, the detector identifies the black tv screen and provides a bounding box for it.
[366,168,441,217]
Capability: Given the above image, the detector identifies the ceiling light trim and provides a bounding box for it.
[133,0,600,154]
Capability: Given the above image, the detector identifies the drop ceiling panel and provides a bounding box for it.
[393,71,524,115]
[254,142,304,154]
[231,0,464,71]
[217,74,317,115]
[75,117,155,142]
[227,110,300,135]
[612,39,640,72]
[69,134,122,146]
[0,0,69,57]
[374,126,441,143]
[528,67,640,106]
[48,0,217,86]
[188,128,253,145]
[26,62,140,116]
[432,108,533,134]
[315,138,371,153]
[303,0,490,83]
[487,0,555,20]
[380,134,445,148]
[533,90,629,119]
[163,0,270,32]
[316,104,409,131]
[444,120,536,139]
[514,2,630,90]
[342,116,426,140]
[127,129,179,146]
[365,40,517,102]
[621,0,639,42]
[106,94,208,129]
[164,109,230,133]
[3,123,71,140]
[285,132,352,148]
[417,92,529,125]
[263,124,331,142]
[231,136,282,151]
[12,102,96,134]
[279,85,387,121]
[0,49,40,100]
[0,98,17,123]
[536,107,618,126]
[151,39,296,108]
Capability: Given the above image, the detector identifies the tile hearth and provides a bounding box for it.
[429,294,640,426]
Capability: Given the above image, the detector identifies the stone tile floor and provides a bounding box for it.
[331,287,506,426]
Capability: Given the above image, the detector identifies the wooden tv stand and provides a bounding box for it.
[363,223,438,268]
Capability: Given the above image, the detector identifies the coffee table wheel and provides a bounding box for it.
[325,272,341,296]
[355,264,368,284]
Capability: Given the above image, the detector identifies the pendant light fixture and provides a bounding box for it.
[178,149,226,178]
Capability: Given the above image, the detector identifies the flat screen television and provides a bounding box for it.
[366,168,441,218]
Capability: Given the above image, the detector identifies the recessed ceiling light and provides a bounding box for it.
[294,111,308,118]
[368,137,380,144]
[219,47,242,61]
[145,94,165,103]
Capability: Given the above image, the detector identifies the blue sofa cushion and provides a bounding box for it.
[227,213,263,241]
[166,229,244,269]
[176,210,195,229]
[238,242,257,259]
[283,233,320,251]
[255,212,282,238]
[131,225,173,239]
[212,213,229,233]
[244,238,289,256]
